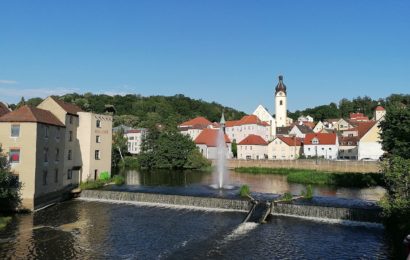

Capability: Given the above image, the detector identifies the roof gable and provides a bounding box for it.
[194,129,231,147]
[238,134,268,145]
[0,105,65,127]
[179,116,212,128]
[50,96,83,115]
[304,133,337,145]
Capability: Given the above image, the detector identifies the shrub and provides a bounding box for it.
[239,185,250,197]
[113,175,125,186]
[119,156,140,169]
[301,185,313,199]
[282,192,293,202]
[99,171,110,182]
[80,180,105,190]
[0,216,12,230]
[184,149,211,170]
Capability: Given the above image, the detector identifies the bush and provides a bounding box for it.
[80,180,105,190]
[113,175,125,186]
[282,192,293,202]
[0,216,12,230]
[119,156,140,169]
[301,185,313,199]
[184,149,211,170]
[0,148,21,212]
[99,171,110,182]
[239,185,250,197]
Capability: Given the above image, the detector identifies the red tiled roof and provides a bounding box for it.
[355,121,377,138]
[225,115,267,127]
[0,102,11,117]
[301,121,315,129]
[50,96,83,115]
[194,128,231,147]
[238,134,268,145]
[277,136,302,146]
[304,133,337,145]
[339,136,359,146]
[375,106,385,111]
[179,116,212,128]
[0,105,65,127]
[126,129,143,134]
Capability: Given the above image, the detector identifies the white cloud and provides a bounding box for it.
[0,80,18,84]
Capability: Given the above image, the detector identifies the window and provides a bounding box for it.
[43,170,48,185]
[67,169,72,180]
[280,100,283,105]
[96,119,101,128]
[68,150,72,160]
[96,135,101,143]
[329,148,332,150]
[55,169,58,183]
[69,116,73,124]
[308,148,311,151]
[95,150,101,160]
[94,169,98,180]
[11,125,20,137]
[69,131,73,142]
[55,148,59,162]
[9,149,20,163]
[312,138,319,145]
[44,147,48,163]
[45,126,49,138]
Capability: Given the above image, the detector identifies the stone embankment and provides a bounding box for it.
[215,159,380,173]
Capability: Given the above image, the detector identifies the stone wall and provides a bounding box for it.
[215,159,380,173]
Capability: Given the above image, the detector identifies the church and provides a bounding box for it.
[253,75,293,138]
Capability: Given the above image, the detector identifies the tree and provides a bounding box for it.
[231,139,238,158]
[111,129,128,169]
[0,147,21,211]
[16,97,26,109]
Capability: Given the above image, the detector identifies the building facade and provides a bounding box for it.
[237,134,268,160]
[303,133,339,160]
[267,136,302,160]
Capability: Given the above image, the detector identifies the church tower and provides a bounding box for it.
[275,75,287,127]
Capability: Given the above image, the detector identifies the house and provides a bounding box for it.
[253,105,276,138]
[276,126,292,136]
[0,102,11,117]
[268,136,302,160]
[313,121,325,133]
[112,124,134,134]
[338,136,358,160]
[303,133,339,160]
[324,118,352,131]
[357,121,384,160]
[350,112,369,122]
[124,128,147,154]
[289,124,313,138]
[0,106,66,210]
[297,115,314,123]
[194,128,232,159]
[237,134,268,160]
[225,115,270,143]
[373,106,386,121]
[178,116,212,140]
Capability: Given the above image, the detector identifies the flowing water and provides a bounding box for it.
[119,169,386,201]
[0,200,392,259]
[215,127,228,188]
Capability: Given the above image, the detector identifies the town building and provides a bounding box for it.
[313,121,325,133]
[275,75,288,127]
[267,136,302,160]
[0,102,11,117]
[357,121,384,160]
[297,115,314,123]
[338,136,358,160]
[0,106,66,210]
[237,134,268,160]
[349,112,369,122]
[178,116,212,140]
[124,128,147,154]
[194,128,232,159]
[373,106,386,121]
[252,105,276,138]
[288,124,314,138]
[324,118,352,131]
[303,133,339,160]
[225,115,270,143]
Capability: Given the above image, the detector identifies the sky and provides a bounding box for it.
[0,0,409,114]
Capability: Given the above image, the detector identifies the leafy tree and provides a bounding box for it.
[112,129,128,169]
[0,147,21,211]
[231,139,238,158]
[16,97,26,109]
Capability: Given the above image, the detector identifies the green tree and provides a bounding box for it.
[112,129,128,169]
[0,147,21,211]
[16,97,26,109]
[231,139,238,158]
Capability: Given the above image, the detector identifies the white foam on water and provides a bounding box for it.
[77,197,248,213]
[272,213,384,229]
[224,222,259,241]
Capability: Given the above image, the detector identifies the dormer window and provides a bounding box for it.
[312,138,319,145]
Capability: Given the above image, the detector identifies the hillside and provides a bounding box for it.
[16,93,246,128]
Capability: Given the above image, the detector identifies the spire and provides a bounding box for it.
[220,111,226,125]
[275,75,287,95]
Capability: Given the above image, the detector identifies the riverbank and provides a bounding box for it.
[234,167,383,188]
[0,216,11,230]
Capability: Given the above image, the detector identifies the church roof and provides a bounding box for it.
[275,75,287,95]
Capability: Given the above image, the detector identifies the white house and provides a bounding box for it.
[373,106,386,121]
[225,115,270,143]
[324,118,352,131]
[303,133,339,160]
[237,134,268,160]
[124,129,147,154]
[194,128,232,159]
[313,121,325,133]
[288,124,313,138]
[178,116,212,141]
[268,136,302,160]
[253,105,276,138]
[297,115,314,123]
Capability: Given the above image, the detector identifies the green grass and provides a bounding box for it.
[234,167,383,188]
[282,192,293,202]
[0,216,12,230]
[113,175,125,186]
[80,180,106,190]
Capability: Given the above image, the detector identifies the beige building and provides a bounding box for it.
[0,97,113,210]
[237,134,268,160]
[267,136,302,160]
[0,106,66,210]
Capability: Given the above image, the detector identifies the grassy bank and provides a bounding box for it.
[234,167,383,188]
[0,216,12,230]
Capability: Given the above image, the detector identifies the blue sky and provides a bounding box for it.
[0,1,409,113]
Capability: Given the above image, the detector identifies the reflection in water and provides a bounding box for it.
[120,169,386,201]
[0,200,391,259]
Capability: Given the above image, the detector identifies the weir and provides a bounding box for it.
[79,190,382,223]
